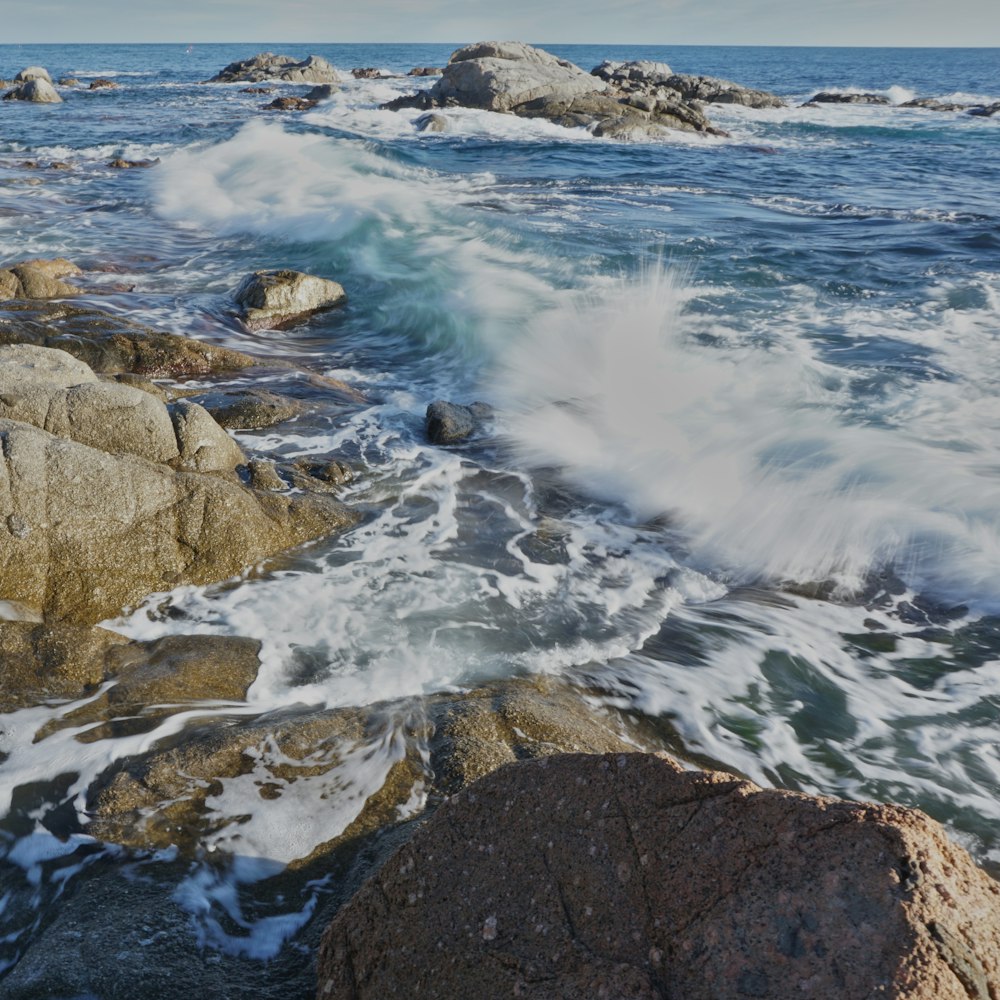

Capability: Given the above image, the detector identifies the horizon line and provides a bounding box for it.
[3,40,1000,50]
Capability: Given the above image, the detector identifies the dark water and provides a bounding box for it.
[0,41,999,991]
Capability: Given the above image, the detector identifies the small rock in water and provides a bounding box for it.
[351,67,384,79]
[416,112,448,132]
[57,76,80,87]
[240,85,274,94]
[234,268,347,331]
[804,91,891,105]
[88,78,118,90]
[425,400,493,444]
[108,157,160,168]
[408,66,443,76]
[208,52,340,84]
[262,96,316,112]
[304,84,336,102]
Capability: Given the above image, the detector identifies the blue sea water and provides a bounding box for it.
[0,41,998,992]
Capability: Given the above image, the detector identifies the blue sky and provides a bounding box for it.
[5,0,998,46]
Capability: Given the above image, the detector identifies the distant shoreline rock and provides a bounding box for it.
[207,52,340,85]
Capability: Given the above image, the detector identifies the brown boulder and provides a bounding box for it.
[319,752,1000,1000]
[234,269,347,331]
[0,258,81,300]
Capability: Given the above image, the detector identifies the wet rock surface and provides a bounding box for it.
[3,78,62,104]
[0,258,81,300]
[805,91,892,105]
[0,300,259,376]
[234,269,347,331]
[208,52,340,85]
[191,386,306,430]
[319,752,1000,1000]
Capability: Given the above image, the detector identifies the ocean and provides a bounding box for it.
[1,41,998,994]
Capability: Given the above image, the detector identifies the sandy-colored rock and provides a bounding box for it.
[208,52,340,85]
[0,417,354,623]
[88,78,118,90]
[192,387,305,430]
[432,41,608,113]
[0,258,80,301]
[319,752,1000,1000]
[234,269,346,331]
[168,398,245,472]
[3,78,63,104]
[15,66,52,83]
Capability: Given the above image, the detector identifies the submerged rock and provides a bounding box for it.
[107,157,159,168]
[902,97,970,112]
[234,269,347,331]
[415,112,448,132]
[0,258,81,300]
[805,91,892,105]
[2,78,63,104]
[319,752,1000,1000]
[969,102,1000,117]
[262,95,316,111]
[304,83,336,101]
[351,67,384,79]
[425,399,493,444]
[208,52,339,85]
[88,78,118,90]
[0,300,259,376]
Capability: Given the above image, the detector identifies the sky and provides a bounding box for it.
[3,0,998,47]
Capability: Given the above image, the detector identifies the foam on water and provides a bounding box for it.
[492,267,1000,608]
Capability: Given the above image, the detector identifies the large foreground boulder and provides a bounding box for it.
[319,753,1000,1000]
[208,52,339,84]
[0,413,355,623]
[234,269,347,331]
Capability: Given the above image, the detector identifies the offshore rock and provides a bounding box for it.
[88,78,118,90]
[969,103,1000,117]
[234,269,347,331]
[902,97,970,112]
[2,78,63,103]
[263,95,316,112]
[805,91,892,105]
[593,61,785,109]
[304,83,336,101]
[408,66,443,76]
[432,41,610,113]
[416,112,448,132]
[425,399,492,444]
[14,66,52,83]
[208,52,340,85]
[0,258,81,300]
[0,300,258,376]
[318,752,1000,1000]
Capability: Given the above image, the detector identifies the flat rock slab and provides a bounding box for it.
[319,752,1000,1000]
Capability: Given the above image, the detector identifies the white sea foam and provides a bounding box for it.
[492,267,1000,608]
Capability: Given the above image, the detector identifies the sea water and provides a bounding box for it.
[0,41,998,989]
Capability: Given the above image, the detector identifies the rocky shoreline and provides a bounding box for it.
[1,45,999,1000]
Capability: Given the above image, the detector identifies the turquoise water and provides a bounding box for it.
[0,42,999,992]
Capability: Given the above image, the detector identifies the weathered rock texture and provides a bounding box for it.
[0,347,355,623]
[2,78,63,104]
[208,53,340,84]
[234,269,347,331]
[0,300,258,376]
[0,258,80,300]
[318,752,1000,1000]
[14,66,52,84]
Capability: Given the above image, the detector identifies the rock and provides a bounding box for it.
[234,269,346,331]
[594,62,785,109]
[2,78,63,104]
[902,97,970,112]
[319,752,1000,1000]
[0,416,354,623]
[191,386,305,430]
[57,76,79,87]
[0,344,185,465]
[112,372,168,400]
[351,67,383,79]
[88,78,118,90]
[0,300,259,377]
[432,41,610,114]
[107,157,159,168]
[0,621,129,711]
[240,85,274,94]
[168,398,245,472]
[208,52,340,85]
[262,95,316,111]
[304,83,335,101]
[426,400,493,444]
[381,91,437,112]
[805,91,891,105]
[416,112,448,132]
[247,456,286,491]
[969,103,1000,117]
[408,66,443,76]
[48,160,72,170]
[0,258,81,300]
[14,66,52,83]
